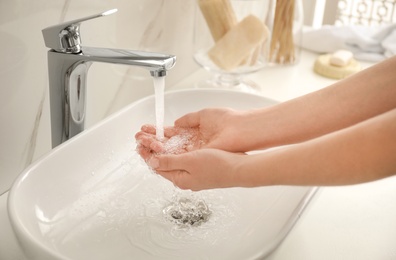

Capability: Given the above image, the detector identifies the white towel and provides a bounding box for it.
[301,24,396,62]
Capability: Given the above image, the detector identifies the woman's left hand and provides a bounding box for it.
[148,148,245,191]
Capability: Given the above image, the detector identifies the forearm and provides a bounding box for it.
[236,109,396,187]
[238,56,396,150]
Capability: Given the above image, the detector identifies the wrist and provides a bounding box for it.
[232,109,273,151]
[232,153,266,187]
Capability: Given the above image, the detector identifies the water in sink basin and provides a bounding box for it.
[8,89,316,260]
[35,149,310,260]
[43,151,238,259]
[31,148,312,260]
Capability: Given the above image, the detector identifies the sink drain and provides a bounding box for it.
[163,197,211,227]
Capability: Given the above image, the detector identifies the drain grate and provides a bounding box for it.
[163,197,211,227]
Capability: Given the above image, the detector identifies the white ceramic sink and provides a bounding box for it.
[8,89,316,260]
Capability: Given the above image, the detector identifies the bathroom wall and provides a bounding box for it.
[0,0,198,194]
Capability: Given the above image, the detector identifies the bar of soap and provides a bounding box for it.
[208,15,269,71]
[314,53,361,79]
[329,50,353,67]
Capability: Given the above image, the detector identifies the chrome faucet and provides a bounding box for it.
[42,9,176,148]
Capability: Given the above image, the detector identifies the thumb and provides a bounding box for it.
[174,112,200,128]
[148,153,190,171]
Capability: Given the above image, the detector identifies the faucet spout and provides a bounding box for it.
[43,9,176,148]
[47,46,176,148]
[80,46,176,76]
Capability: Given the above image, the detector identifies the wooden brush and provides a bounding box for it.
[197,0,237,42]
[270,0,296,64]
[198,0,269,70]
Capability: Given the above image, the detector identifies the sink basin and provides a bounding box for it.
[8,89,316,260]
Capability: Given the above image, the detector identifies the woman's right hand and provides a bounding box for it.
[173,107,248,151]
[135,108,249,160]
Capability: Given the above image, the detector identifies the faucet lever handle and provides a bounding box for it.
[42,9,117,53]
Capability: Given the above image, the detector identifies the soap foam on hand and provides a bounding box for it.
[158,128,203,155]
[163,133,194,155]
[135,127,202,163]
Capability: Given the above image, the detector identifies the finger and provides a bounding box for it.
[150,140,165,153]
[148,153,191,172]
[135,130,154,142]
[136,145,152,161]
[134,130,146,140]
[141,124,156,134]
[156,170,191,190]
[136,134,166,153]
[135,133,155,147]
[164,126,180,138]
[175,112,200,128]
[156,170,180,184]
[155,170,175,183]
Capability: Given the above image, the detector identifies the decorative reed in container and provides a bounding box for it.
[269,0,297,64]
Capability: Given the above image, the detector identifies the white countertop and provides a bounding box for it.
[1,50,396,260]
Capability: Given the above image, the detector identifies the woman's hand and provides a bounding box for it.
[135,108,247,160]
[148,148,245,191]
